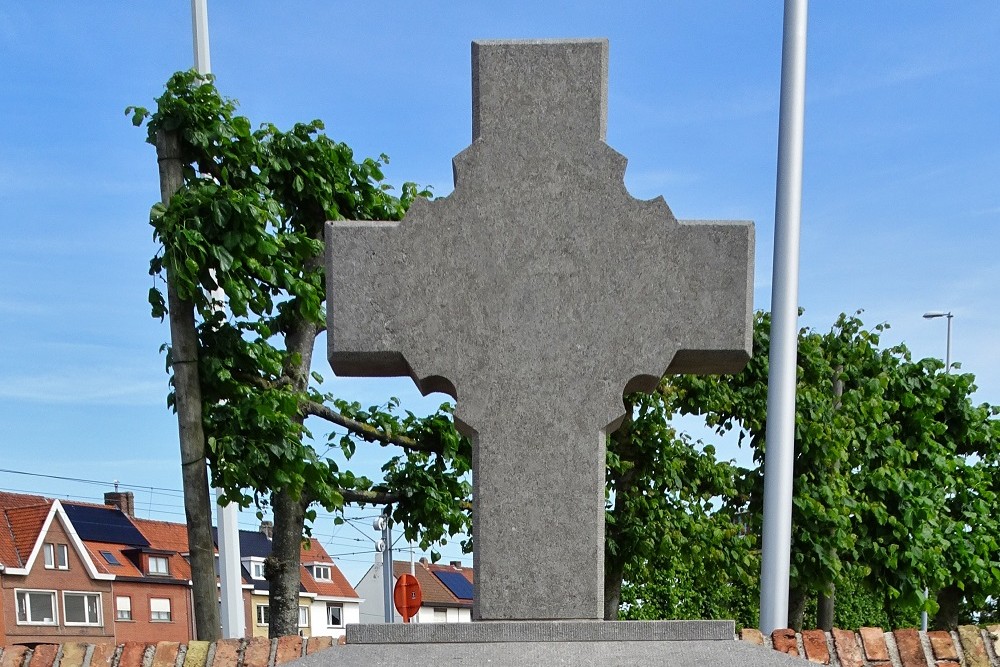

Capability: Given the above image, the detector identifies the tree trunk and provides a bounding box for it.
[787,586,806,631]
[267,489,308,638]
[932,585,962,631]
[603,551,626,620]
[266,248,323,637]
[817,585,835,631]
[156,130,221,641]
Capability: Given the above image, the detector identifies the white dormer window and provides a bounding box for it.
[312,564,331,581]
[243,557,267,580]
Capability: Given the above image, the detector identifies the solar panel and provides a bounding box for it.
[434,570,473,600]
[62,504,149,547]
[100,550,121,565]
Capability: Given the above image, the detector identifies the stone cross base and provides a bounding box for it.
[348,619,733,643]
[292,623,805,667]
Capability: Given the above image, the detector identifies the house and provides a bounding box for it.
[355,558,473,624]
[0,492,116,645]
[1,490,359,644]
[225,525,361,641]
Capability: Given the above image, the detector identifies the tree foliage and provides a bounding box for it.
[131,71,472,636]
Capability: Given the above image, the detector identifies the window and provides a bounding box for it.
[101,551,121,566]
[150,597,172,622]
[252,561,266,580]
[116,596,132,621]
[326,603,343,628]
[64,592,101,625]
[148,555,169,575]
[256,604,270,626]
[15,590,57,625]
[298,606,309,628]
[312,565,331,581]
[43,543,68,570]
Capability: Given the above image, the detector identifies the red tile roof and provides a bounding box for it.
[3,501,52,567]
[0,491,51,568]
[130,517,193,581]
[391,559,474,608]
[83,541,145,577]
[299,538,358,599]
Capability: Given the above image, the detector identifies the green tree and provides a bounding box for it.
[131,72,472,637]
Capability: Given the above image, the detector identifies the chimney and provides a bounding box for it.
[450,560,463,568]
[104,491,135,517]
[419,557,429,566]
[259,520,274,539]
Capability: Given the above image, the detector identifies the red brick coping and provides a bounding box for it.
[740,625,1000,666]
[2,626,999,666]
[0,636,339,667]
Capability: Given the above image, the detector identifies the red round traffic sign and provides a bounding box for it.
[393,573,422,622]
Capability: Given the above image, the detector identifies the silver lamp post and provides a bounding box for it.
[919,310,953,632]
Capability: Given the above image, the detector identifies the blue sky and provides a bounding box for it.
[1,3,997,584]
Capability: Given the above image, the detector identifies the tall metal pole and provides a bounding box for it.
[760,0,809,635]
[382,506,394,622]
[920,310,952,631]
[190,0,244,639]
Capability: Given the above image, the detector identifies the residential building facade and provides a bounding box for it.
[355,558,472,624]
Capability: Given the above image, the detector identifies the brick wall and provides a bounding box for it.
[0,636,337,667]
[2,626,999,666]
[740,625,1000,666]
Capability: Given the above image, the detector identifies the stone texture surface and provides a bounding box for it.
[0,647,27,667]
[327,38,753,622]
[801,629,829,664]
[117,643,148,667]
[894,629,926,667]
[89,643,117,667]
[182,641,211,667]
[860,626,889,662]
[927,631,958,661]
[151,642,179,667]
[293,640,803,667]
[209,640,240,667]
[305,638,333,655]
[832,628,863,667]
[28,645,58,667]
[741,628,764,645]
[771,629,798,656]
[58,643,89,667]
[959,625,991,667]
[242,638,271,667]
[988,624,1000,659]
[274,637,302,665]
[348,619,735,644]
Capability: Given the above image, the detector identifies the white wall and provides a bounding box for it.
[308,598,360,638]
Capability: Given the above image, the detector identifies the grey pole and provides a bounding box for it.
[760,0,809,635]
[190,0,244,639]
[382,506,394,622]
[921,309,953,631]
[192,0,211,74]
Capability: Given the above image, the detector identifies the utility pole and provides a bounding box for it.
[189,0,245,639]
[379,506,394,622]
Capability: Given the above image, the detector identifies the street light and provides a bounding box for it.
[919,310,954,632]
[922,311,953,374]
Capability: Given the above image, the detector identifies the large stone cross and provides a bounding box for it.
[326,39,753,621]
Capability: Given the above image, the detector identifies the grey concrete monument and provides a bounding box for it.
[326,38,753,624]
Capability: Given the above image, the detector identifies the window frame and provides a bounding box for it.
[312,564,331,581]
[326,603,343,628]
[56,543,69,569]
[148,555,170,576]
[63,591,102,626]
[115,595,132,621]
[14,589,59,626]
[298,605,309,628]
[252,561,266,580]
[256,604,269,626]
[150,597,172,622]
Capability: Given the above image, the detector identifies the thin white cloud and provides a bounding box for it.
[0,371,165,406]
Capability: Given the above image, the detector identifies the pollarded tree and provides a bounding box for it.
[131,72,472,637]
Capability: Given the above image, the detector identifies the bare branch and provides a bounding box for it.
[300,399,443,454]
